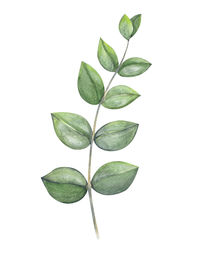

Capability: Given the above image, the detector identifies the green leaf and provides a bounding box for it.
[97,38,119,72]
[41,167,87,203]
[118,57,151,77]
[51,112,92,150]
[119,14,133,40]
[92,161,138,195]
[94,120,138,151]
[102,85,140,109]
[78,62,104,105]
[131,14,142,37]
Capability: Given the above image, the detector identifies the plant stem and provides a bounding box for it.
[87,39,130,238]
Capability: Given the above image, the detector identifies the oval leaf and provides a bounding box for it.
[119,14,133,40]
[118,57,151,77]
[97,38,119,72]
[41,167,87,203]
[131,14,142,37]
[94,120,138,151]
[52,112,92,150]
[102,85,140,109]
[78,62,104,105]
[92,161,138,195]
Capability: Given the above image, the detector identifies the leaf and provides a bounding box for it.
[92,161,138,195]
[130,14,142,37]
[119,14,133,40]
[118,57,151,77]
[41,167,87,203]
[51,112,92,150]
[102,85,140,109]
[97,38,119,72]
[94,120,138,151]
[78,62,104,105]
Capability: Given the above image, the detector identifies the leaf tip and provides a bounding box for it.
[134,166,139,174]
[98,38,103,49]
[119,14,129,24]
[134,123,139,129]
[51,113,56,120]
[122,14,128,18]
[147,62,152,69]
[137,14,142,22]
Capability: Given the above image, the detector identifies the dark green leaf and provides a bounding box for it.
[97,38,119,72]
[78,62,104,105]
[102,85,140,109]
[41,167,87,203]
[130,14,142,36]
[118,57,151,77]
[119,14,133,40]
[52,112,92,150]
[92,161,138,195]
[94,120,138,151]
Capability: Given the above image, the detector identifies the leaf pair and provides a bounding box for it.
[52,112,138,151]
[119,14,141,40]
[42,161,138,203]
[97,38,151,76]
[78,58,150,106]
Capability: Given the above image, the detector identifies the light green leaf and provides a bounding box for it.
[94,120,138,151]
[131,14,142,36]
[118,57,151,77]
[92,161,138,195]
[78,62,104,105]
[51,112,92,150]
[41,167,87,203]
[119,14,133,40]
[97,38,119,72]
[102,85,140,109]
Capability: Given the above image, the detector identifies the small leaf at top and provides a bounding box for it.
[119,14,133,40]
[118,57,151,77]
[97,38,119,72]
[52,112,92,150]
[131,14,142,37]
[42,167,87,203]
[92,161,138,195]
[102,85,140,109]
[78,62,104,105]
[94,120,138,151]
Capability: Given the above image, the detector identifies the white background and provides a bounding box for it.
[0,0,200,253]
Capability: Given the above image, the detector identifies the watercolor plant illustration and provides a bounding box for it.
[41,14,151,238]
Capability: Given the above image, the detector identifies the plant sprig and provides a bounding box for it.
[41,13,151,239]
